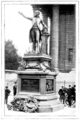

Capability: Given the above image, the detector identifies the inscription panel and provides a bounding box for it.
[21,79,39,92]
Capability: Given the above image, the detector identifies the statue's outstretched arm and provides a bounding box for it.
[18,11,32,21]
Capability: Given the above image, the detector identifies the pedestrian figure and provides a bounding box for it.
[58,86,65,104]
[71,85,76,102]
[67,85,72,107]
[13,82,17,96]
[5,86,11,104]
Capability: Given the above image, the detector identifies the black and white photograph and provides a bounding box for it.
[0,0,80,120]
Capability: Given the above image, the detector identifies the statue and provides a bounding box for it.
[19,10,48,54]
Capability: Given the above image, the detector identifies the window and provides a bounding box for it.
[68,48,73,62]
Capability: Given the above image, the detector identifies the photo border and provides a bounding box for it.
[0,0,79,120]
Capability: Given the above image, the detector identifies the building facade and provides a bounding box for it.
[32,5,75,73]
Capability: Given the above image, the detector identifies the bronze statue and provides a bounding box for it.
[19,10,48,54]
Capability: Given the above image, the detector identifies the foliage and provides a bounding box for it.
[5,40,21,70]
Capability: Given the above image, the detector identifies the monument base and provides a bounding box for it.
[15,92,64,112]
[38,104,64,113]
[16,53,64,112]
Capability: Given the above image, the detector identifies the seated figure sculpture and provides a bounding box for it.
[19,10,48,54]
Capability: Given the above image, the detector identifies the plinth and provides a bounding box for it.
[16,53,64,112]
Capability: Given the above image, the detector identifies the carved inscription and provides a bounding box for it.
[21,79,39,92]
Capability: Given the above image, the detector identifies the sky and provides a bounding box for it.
[5,4,33,57]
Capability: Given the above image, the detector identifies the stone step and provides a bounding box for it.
[38,103,64,112]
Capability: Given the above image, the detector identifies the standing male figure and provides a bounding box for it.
[13,82,17,96]
[58,86,65,104]
[67,85,72,107]
[5,86,11,104]
[19,10,48,54]
[71,85,76,102]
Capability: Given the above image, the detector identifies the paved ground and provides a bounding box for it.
[4,95,76,117]
[4,105,76,116]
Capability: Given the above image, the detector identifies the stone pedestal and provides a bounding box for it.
[16,53,64,112]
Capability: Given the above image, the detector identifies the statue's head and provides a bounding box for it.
[34,10,40,17]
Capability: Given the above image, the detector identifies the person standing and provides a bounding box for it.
[13,82,17,96]
[71,85,76,102]
[67,85,72,107]
[5,86,11,104]
[58,86,65,104]
[61,86,65,104]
